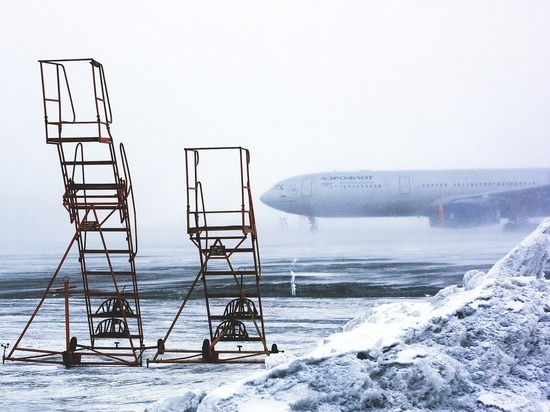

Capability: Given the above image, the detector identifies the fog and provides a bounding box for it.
[1,1,550,252]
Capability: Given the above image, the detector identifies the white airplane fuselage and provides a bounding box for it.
[260,169,550,226]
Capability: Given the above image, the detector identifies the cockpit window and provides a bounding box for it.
[273,184,285,190]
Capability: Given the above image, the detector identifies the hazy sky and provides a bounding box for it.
[1,1,549,250]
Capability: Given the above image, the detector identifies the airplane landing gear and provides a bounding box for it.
[308,216,318,232]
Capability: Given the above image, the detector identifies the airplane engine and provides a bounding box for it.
[429,201,501,228]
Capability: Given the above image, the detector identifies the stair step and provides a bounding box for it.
[206,293,259,299]
[82,249,133,254]
[197,235,250,241]
[83,271,135,276]
[201,248,255,254]
[62,160,116,166]
[203,270,257,276]
[67,183,121,190]
[188,225,253,234]
[80,227,128,232]
[68,203,123,210]
[90,312,138,318]
[65,194,122,199]
[217,336,265,342]
[92,333,142,339]
[210,315,263,321]
[47,137,112,143]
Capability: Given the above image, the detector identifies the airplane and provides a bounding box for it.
[260,168,550,230]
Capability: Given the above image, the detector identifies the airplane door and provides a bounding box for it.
[301,178,313,197]
[399,177,410,194]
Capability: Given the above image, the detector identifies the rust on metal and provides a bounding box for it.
[4,58,144,367]
[147,147,278,365]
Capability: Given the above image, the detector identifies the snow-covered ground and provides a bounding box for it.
[148,218,550,411]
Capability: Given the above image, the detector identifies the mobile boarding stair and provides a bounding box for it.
[4,59,143,367]
[148,147,277,365]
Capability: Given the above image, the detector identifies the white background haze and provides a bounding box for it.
[1,1,550,250]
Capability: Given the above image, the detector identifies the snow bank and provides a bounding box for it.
[147,218,550,412]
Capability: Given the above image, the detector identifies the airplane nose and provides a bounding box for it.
[260,184,288,212]
[259,191,272,207]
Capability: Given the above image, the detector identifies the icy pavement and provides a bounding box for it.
[148,218,550,411]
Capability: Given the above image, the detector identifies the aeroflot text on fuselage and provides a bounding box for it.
[260,168,550,229]
[321,175,374,181]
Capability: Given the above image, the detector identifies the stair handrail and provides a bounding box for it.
[186,149,209,231]
[90,60,113,140]
[92,59,113,124]
[119,143,138,256]
[195,181,208,228]
[39,60,77,139]
[240,147,262,277]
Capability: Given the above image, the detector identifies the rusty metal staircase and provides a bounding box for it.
[4,59,143,367]
[148,147,276,365]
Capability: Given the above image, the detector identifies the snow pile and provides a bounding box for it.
[147,218,550,412]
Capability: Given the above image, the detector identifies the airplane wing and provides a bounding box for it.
[429,185,550,227]
[485,184,550,217]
